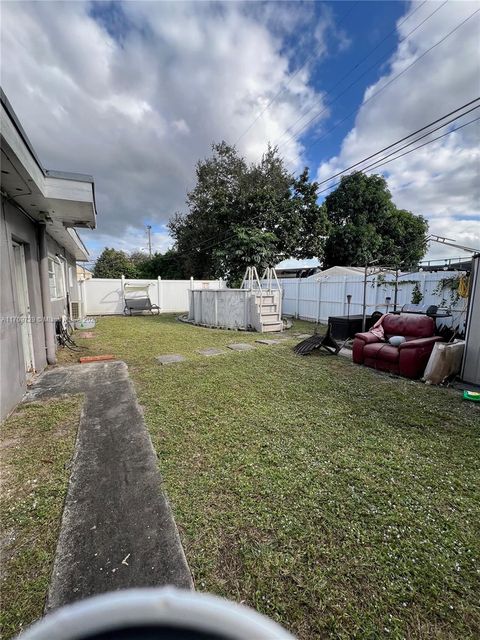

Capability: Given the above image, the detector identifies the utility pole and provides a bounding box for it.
[146,225,152,257]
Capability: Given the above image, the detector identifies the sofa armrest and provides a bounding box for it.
[354,332,381,344]
[399,336,443,350]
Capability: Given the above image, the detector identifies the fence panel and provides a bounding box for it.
[277,271,467,331]
[81,272,467,330]
[81,277,223,315]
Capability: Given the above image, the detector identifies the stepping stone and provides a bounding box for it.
[156,354,186,364]
[228,343,255,351]
[77,331,95,339]
[255,339,281,345]
[197,348,227,357]
[296,334,313,339]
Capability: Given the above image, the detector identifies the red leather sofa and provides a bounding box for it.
[352,314,443,379]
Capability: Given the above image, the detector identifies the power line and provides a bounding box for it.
[317,115,480,196]
[316,98,480,186]
[274,0,436,149]
[182,111,478,257]
[358,115,480,173]
[232,2,358,146]
[295,6,480,162]
[184,99,478,253]
[173,11,480,260]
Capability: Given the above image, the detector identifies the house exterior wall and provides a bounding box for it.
[0,196,80,420]
[1,196,46,417]
[46,234,79,318]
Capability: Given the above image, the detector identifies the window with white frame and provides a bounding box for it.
[48,257,66,300]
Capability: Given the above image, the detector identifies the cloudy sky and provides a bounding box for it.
[1,0,479,265]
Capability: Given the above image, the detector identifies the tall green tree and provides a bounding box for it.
[130,251,150,269]
[169,142,329,284]
[323,172,428,269]
[93,248,138,278]
[137,249,186,279]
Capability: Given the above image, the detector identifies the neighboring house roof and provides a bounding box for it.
[309,266,396,280]
[275,258,321,278]
[76,265,94,280]
[308,266,365,279]
[276,258,321,269]
[276,266,320,278]
[0,88,97,260]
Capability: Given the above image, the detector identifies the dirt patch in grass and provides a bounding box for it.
[58,316,480,638]
[0,396,82,639]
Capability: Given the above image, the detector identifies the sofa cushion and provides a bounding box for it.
[383,314,435,339]
[363,343,399,363]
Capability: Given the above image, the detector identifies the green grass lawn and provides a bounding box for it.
[0,397,82,639]
[61,315,479,638]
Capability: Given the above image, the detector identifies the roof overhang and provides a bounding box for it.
[0,89,97,260]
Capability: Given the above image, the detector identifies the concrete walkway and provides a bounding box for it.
[24,361,193,611]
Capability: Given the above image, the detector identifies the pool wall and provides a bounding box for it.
[188,289,282,332]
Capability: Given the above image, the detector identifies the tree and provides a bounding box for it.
[137,249,186,279]
[93,248,138,278]
[323,172,428,269]
[169,142,329,284]
[130,251,150,269]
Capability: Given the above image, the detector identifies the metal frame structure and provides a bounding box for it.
[123,282,160,316]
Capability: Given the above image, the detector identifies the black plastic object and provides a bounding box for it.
[401,303,438,316]
[328,314,377,340]
[294,324,341,356]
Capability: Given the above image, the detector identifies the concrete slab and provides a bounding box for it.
[156,354,186,365]
[197,348,227,357]
[228,343,255,351]
[255,339,281,345]
[295,334,313,339]
[24,361,193,610]
[338,347,353,359]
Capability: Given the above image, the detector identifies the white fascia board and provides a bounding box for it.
[0,102,45,191]
[44,176,94,204]
[67,228,90,260]
[1,101,96,227]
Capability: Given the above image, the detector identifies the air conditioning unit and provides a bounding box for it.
[71,301,83,320]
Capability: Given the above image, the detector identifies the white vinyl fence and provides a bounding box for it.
[79,272,468,331]
[79,277,224,316]
[277,271,468,331]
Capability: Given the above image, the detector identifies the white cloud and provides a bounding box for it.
[0,0,339,253]
[4,1,477,265]
[317,1,480,261]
